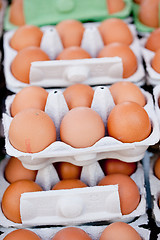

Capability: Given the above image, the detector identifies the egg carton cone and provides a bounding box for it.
[0,156,146,227]
[3,23,145,93]
[3,86,159,170]
[153,85,160,124]
[0,214,150,240]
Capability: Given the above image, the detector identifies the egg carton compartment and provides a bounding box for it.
[0,214,150,240]
[3,23,145,93]
[153,85,160,123]
[3,86,159,170]
[0,156,146,227]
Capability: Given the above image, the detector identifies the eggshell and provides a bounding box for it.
[145,28,160,52]
[1,180,42,223]
[60,107,105,148]
[107,102,152,143]
[10,86,49,117]
[56,20,85,48]
[52,179,87,190]
[56,46,91,60]
[153,156,160,180]
[107,0,125,14]
[10,25,43,51]
[133,0,142,3]
[109,81,146,106]
[98,18,133,46]
[151,49,160,73]
[9,0,25,26]
[11,46,50,84]
[4,157,37,183]
[52,227,92,240]
[98,43,137,78]
[100,222,141,240]
[98,174,140,215]
[100,159,137,176]
[9,108,56,153]
[63,84,94,110]
[54,162,82,180]
[3,229,41,240]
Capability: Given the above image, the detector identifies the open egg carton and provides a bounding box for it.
[3,22,145,93]
[0,155,146,228]
[0,214,150,240]
[153,85,160,123]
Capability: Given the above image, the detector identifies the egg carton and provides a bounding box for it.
[0,214,150,240]
[153,85,160,124]
[0,156,146,227]
[3,23,145,93]
[3,86,159,170]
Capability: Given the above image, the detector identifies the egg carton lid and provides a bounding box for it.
[3,23,145,93]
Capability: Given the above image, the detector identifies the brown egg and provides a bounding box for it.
[10,25,43,51]
[11,46,50,84]
[63,84,94,110]
[56,20,85,48]
[56,46,91,60]
[9,0,25,26]
[98,174,140,215]
[107,0,125,14]
[10,86,48,117]
[9,108,56,153]
[98,43,137,78]
[98,18,133,46]
[107,101,151,143]
[109,81,146,107]
[100,159,137,176]
[3,229,41,240]
[145,28,160,52]
[52,179,87,190]
[100,222,141,240]
[2,180,42,223]
[154,157,160,179]
[133,0,142,3]
[4,157,37,183]
[52,227,92,240]
[60,107,105,148]
[151,49,160,73]
[54,162,82,180]
[139,0,159,28]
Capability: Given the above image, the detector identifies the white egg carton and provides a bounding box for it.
[0,156,146,227]
[3,86,159,170]
[153,85,160,125]
[3,23,145,93]
[0,214,150,240]
[140,37,160,86]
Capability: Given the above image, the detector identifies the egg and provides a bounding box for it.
[151,49,160,73]
[60,107,105,148]
[138,0,159,28]
[10,25,43,51]
[54,162,82,180]
[107,101,151,143]
[9,0,25,26]
[52,179,87,190]
[100,159,137,176]
[63,84,94,110]
[133,0,142,3]
[2,180,42,223]
[98,43,137,78]
[11,46,50,84]
[56,46,91,60]
[56,20,85,48]
[107,0,125,14]
[98,18,133,46]
[98,174,140,215]
[52,227,92,240]
[3,229,41,240]
[4,157,37,183]
[100,222,141,240]
[145,29,160,52]
[9,108,56,153]
[10,86,48,117]
[153,157,160,179]
[109,81,146,107]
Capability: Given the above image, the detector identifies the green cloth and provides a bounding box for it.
[4,0,132,31]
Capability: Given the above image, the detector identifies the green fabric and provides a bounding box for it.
[4,0,132,31]
[132,2,155,33]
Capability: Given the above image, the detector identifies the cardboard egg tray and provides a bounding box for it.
[0,214,150,240]
[3,86,159,170]
[0,156,146,228]
[3,22,145,93]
